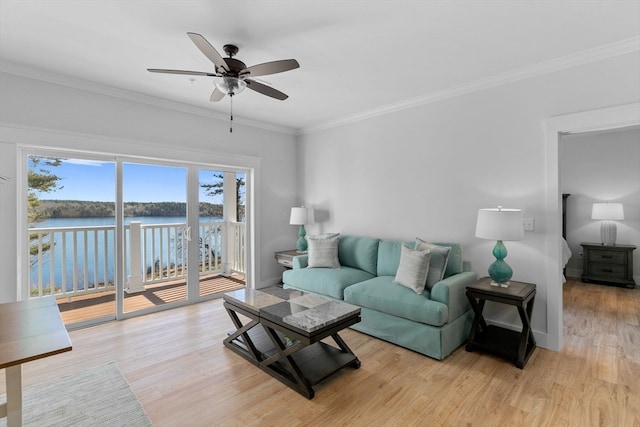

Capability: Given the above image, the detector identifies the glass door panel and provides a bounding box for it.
[26,155,116,325]
[197,169,246,298]
[122,162,188,314]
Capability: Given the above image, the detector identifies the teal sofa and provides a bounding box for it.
[282,235,477,360]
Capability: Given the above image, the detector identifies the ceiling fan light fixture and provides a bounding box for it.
[215,76,246,95]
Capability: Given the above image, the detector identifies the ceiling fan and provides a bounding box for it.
[147,32,300,103]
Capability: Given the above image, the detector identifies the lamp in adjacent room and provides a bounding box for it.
[475,206,524,287]
[290,207,315,253]
[591,202,624,246]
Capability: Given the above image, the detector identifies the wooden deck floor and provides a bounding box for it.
[56,274,245,324]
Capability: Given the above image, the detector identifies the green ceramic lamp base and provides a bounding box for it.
[296,225,308,253]
[488,240,513,287]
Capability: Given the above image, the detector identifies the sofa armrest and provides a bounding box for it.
[293,254,308,269]
[430,271,478,321]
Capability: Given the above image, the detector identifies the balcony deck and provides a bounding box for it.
[56,273,245,324]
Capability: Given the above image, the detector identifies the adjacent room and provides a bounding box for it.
[1,1,639,426]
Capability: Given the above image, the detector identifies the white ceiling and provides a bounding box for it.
[1,1,639,134]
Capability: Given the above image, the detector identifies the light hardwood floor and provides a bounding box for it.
[2,278,638,426]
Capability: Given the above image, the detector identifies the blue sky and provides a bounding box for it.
[30,158,228,203]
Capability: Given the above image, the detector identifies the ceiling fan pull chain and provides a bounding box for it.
[229,94,234,133]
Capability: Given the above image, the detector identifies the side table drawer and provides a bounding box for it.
[277,257,293,268]
[587,263,627,279]
[275,250,298,270]
[588,250,626,264]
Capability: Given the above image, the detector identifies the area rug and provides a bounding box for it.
[1,362,153,427]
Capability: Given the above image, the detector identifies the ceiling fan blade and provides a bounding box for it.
[187,32,229,72]
[210,88,225,102]
[245,79,288,100]
[244,59,299,77]
[147,68,218,77]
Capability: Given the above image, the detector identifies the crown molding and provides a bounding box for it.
[299,36,640,135]
[0,121,262,169]
[2,36,638,138]
[0,60,297,136]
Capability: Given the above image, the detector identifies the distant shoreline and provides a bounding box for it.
[38,199,223,218]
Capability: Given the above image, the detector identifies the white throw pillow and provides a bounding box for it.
[415,238,451,290]
[307,233,341,268]
[394,243,431,294]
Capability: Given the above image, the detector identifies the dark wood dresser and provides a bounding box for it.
[580,242,636,288]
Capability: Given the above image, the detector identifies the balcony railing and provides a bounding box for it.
[29,220,246,298]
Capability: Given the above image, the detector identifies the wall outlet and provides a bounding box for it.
[523,217,535,231]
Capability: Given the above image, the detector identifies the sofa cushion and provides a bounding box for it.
[344,276,449,327]
[377,240,464,279]
[376,239,413,277]
[283,266,375,300]
[433,242,463,277]
[416,238,451,290]
[394,243,431,294]
[307,233,340,268]
[338,235,380,276]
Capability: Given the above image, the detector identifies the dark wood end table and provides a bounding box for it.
[223,287,361,399]
[465,277,536,369]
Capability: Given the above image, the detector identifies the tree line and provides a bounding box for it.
[38,200,224,218]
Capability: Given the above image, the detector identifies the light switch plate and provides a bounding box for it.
[523,218,535,231]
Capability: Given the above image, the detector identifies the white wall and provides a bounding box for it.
[0,71,299,302]
[298,52,640,350]
[561,127,640,280]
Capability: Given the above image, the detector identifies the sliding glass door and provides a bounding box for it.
[121,162,189,315]
[26,154,117,324]
[196,169,246,298]
[24,150,248,326]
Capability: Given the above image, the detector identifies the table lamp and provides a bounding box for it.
[475,206,524,287]
[290,207,315,253]
[591,202,624,246]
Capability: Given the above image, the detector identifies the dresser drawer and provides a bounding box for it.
[587,263,627,279]
[581,242,636,288]
[588,250,626,264]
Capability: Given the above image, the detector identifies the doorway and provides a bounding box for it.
[543,102,640,351]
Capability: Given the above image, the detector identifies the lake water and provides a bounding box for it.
[30,216,221,290]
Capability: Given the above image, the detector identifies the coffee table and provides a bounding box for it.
[223,287,361,399]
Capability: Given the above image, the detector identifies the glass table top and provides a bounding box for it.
[224,287,360,333]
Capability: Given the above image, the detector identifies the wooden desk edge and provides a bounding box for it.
[0,345,72,370]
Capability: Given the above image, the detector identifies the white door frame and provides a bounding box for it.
[14,132,258,325]
[543,102,640,351]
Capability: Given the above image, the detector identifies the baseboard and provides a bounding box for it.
[258,277,283,289]
[564,268,582,279]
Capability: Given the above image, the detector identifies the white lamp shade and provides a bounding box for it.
[475,207,524,241]
[290,207,315,225]
[591,203,624,220]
